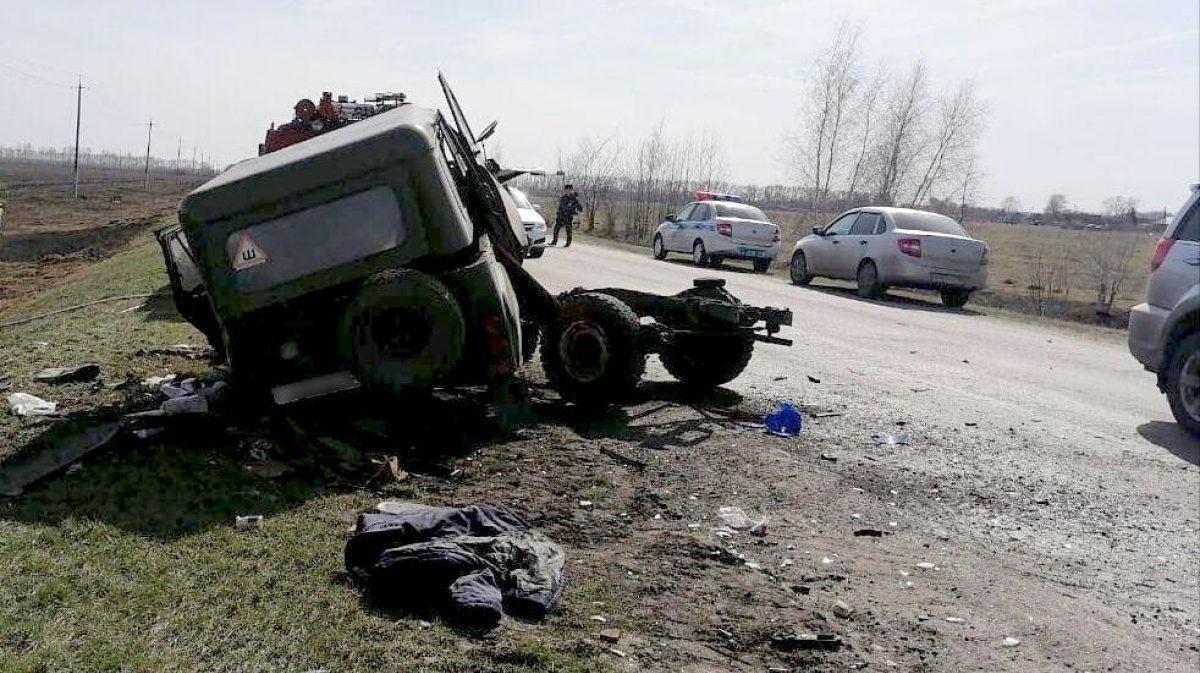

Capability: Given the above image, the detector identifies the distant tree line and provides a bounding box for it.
[0,144,218,176]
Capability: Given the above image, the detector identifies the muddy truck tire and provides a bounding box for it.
[340,269,466,392]
[542,292,645,403]
[661,332,754,388]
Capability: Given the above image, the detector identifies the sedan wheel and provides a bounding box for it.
[856,261,882,299]
[653,235,667,260]
[789,252,812,286]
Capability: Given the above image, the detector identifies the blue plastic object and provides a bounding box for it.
[764,401,803,437]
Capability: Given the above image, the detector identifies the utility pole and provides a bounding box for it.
[72,76,84,198]
[143,119,153,190]
[191,147,196,172]
[176,137,182,173]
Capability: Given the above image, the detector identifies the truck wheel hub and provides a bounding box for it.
[1182,351,1200,423]
[559,320,610,383]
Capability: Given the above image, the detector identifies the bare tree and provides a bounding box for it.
[845,65,887,204]
[1102,196,1140,229]
[873,61,929,205]
[954,153,981,223]
[1083,231,1141,317]
[909,81,985,207]
[1000,196,1021,215]
[1044,193,1068,222]
[564,133,623,232]
[791,22,862,208]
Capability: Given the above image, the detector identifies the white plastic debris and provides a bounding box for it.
[872,431,911,446]
[578,500,593,508]
[945,617,965,624]
[7,392,57,416]
[235,515,263,530]
[717,505,767,532]
[1001,637,1021,648]
[916,562,937,570]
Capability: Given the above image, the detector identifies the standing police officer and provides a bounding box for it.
[551,184,582,247]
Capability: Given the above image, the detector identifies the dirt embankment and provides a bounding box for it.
[0,163,205,315]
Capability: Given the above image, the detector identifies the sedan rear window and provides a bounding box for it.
[714,203,769,221]
[891,211,968,237]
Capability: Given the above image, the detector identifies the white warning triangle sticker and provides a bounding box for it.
[231,234,268,271]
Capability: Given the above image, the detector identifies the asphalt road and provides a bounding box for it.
[525,239,1199,669]
[528,240,1185,453]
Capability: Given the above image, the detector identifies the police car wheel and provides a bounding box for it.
[542,292,645,404]
[790,251,812,286]
[693,240,710,267]
[340,269,466,391]
[653,235,667,260]
[662,332,754,388]
[753,258,771,273]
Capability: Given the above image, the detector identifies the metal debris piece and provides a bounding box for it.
[235,515,263,530]
[0,421,119,497]
[387,455,409,482]
[854,529,885,537]
[33,364,100,384]
[771,632,843,651]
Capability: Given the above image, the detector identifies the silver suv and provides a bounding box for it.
[1128,183,1200,438]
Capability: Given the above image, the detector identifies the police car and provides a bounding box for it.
[652,192,781,272]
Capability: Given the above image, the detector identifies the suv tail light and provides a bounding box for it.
[717,222,732,237]
[1150,237,1175,272]
[980,243,990,266]
[773,226,781,243]
[898,238,922,258]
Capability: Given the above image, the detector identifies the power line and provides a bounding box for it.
[0,59,72,89]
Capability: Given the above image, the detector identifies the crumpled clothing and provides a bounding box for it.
[345,504,565,626]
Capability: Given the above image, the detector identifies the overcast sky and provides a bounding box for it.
[2,0,1196,212]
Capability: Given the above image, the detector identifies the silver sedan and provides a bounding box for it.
[789,207,989,308]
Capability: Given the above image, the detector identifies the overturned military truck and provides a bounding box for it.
[158,75,792,407]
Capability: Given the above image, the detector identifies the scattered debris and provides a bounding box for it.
[813,411,844,418]
[0,376,10,391]
[0,420,119,497]
[717,506,767,532]
[140,344,212,359]
[872,431,910,446]
[911,387,932,393]
[916,562,937,570]
[821,557,834,565]
[744,561,764,571]
[780,558,794,568]
[764,401,803,437]
[820,452,838,462]
[162,395,209,415]
[578,500,593,508]
[1001,636,1021,648]
[7,392,57,416]
[833,600,854,618]
[965,421,978,427]
[945,617,965,624]
[386,456,409,482]
[790,584,811,595]
[749,520,768,537]
[711,526,735,539]
[33,364,100,384]
[806,375,821,383]
[607,648,627,658]
[854,529,884,538]
[235,515,264,530]
[771,632,842,651]
[598,628,622,643]
[590,615,608,623]
[141,374,177,388]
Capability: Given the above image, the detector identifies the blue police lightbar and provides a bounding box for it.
[694,190,744,203]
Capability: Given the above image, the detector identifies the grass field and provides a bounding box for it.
[0,236,609,672]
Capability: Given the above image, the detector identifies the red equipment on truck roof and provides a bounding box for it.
[259,91,407,155]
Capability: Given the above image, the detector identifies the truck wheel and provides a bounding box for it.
[789,251,812,286]
[528,246,545,259]
[1165,331,1200,438]
[661,332,754,388]
[653,235,668,260]
[542,292,645,403]
[856,260,882,299]
[752,258,771,273]
[693,240,710,267]
[340,269,465,392]
[940,289,971,308]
